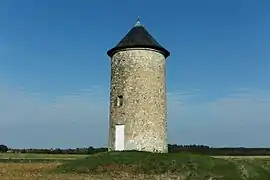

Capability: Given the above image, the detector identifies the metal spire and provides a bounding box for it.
[135,16,142,27]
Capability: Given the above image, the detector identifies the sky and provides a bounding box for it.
[0,0,269,149]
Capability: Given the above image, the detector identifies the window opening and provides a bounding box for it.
[116,95,123,107]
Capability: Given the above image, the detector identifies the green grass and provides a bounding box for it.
[54,151,270,179]
[2,152,270,179]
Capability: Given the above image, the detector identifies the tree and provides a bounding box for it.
[0,144,8,152]
[87,146,95,154]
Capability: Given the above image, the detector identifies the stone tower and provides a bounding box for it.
[107,19,170,153]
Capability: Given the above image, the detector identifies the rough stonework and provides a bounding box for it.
[108,48,168,153]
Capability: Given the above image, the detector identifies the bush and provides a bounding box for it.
[0,144,8,152]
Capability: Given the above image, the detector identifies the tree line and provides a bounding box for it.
[1,144,270,156]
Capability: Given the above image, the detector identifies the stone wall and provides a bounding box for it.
[108,48,168,153]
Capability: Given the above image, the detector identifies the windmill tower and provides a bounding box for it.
[107,19,170,153]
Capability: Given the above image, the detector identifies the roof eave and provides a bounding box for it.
[107,46,170,58]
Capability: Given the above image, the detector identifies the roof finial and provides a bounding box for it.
[135,16,142,27]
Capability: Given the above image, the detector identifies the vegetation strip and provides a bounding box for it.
[0,151,270,179]
[53,151,270,179]
[0,158,70,163]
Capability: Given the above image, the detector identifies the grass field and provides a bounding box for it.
[213,156,270,159]
[0,153,87,160]
[1,152,270,179]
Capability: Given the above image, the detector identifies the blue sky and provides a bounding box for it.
[0,0,269,148]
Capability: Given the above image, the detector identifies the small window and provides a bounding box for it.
[116,95,123,107]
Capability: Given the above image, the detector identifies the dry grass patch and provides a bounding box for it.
[0,153,87,160]
[0,163,107,180]
[0,163,186,180]
[213,156,270,160]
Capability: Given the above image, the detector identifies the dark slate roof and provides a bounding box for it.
[107,22,170,58]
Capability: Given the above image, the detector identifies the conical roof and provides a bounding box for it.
[107,20,170,58]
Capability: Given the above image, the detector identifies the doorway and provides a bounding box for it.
[115,124,125,151]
